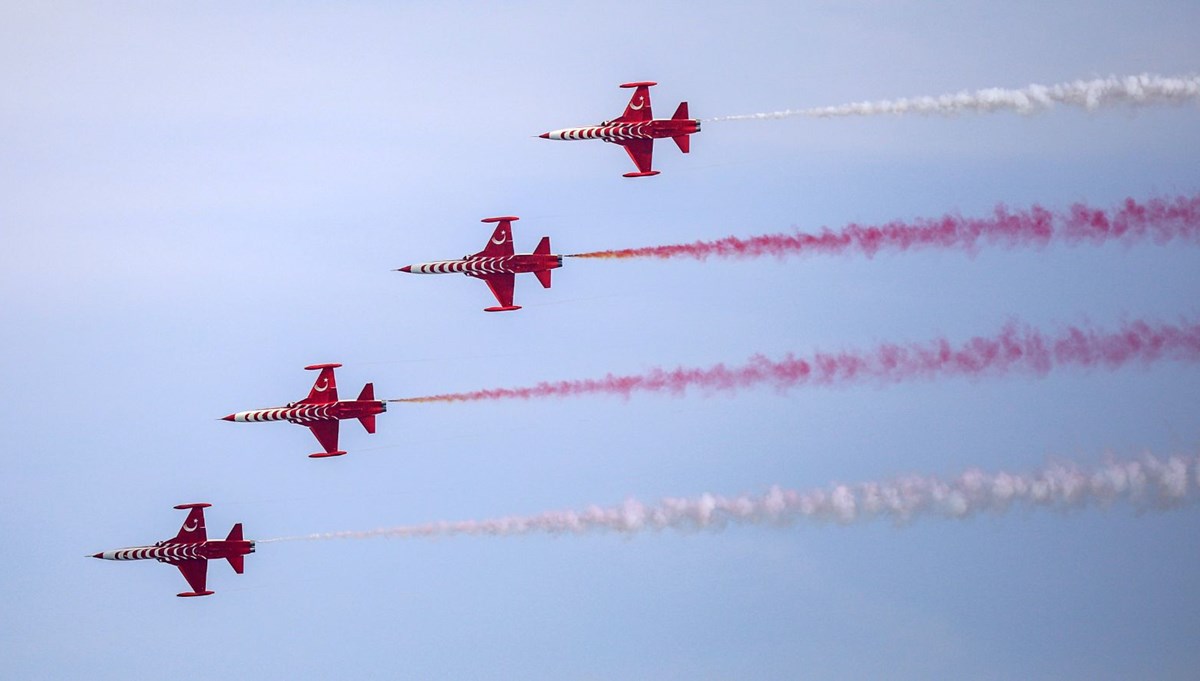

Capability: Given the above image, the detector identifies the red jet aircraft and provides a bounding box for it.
[91,503,254,597]
[222,363,386,458]
[539,81,700,177]
[396,216,561,312]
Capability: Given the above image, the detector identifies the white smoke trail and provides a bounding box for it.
[260,452,1198,543]
[707,73,1200,121]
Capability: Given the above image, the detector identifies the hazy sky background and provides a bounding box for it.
[3,2,1199,679]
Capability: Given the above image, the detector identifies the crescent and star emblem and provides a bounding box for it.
[630,97,645,110]
[315,377,329,392]
[184,519,199,532]
[492,231,508,245]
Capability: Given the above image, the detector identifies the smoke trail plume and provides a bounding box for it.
[391,319,1200,404]
[568,194,1200,261]
[259,452,1198,543]
[707,73,1200,121]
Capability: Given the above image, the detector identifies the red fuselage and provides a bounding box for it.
[540,117,701,143]
[222,398,386,424]
[92,539,255,563]
[398,253,562,276]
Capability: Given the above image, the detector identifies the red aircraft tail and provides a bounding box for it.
[617,81,656,122]
[533,237,553,288]
[225,524,245,573]
[357,384,377,433]
[300,363,341,404]
[358,415,376,434]
[357,382,375,401]
[671,102,691,153]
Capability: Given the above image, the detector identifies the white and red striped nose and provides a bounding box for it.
[398,262,444,274]
[540,128,581,141]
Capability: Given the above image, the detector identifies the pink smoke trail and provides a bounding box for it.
[392,319,1200,404]
[567,194,1200,261]
[259,452,1198,542]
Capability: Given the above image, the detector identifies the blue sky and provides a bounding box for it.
[3,2,1199,679]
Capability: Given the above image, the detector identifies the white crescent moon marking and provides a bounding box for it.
[492,231,508,245]
[630,96,645,110]
[315,377,329,392]
[184,519,198,532]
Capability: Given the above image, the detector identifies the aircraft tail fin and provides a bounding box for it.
[671,102,691,153]
[226,554,245,574]
[534,268,552,289]
[357,382,375,401]
[225,523,243,542]
[358,414,376,434]
[534,236,551,256]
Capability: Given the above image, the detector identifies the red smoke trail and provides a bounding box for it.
[393,319,1200,404]
[567,194,1200,261]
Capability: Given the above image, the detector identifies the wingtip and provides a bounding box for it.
[308,450,347,459]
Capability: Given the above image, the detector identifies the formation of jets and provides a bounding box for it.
[93,82,697,596]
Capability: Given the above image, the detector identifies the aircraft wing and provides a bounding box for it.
[476,272,516,310]
[307,420,340,454]
[173,559,208,595]
[617,138,655,175]
[476,219,516,258]
[171,504,209,543]
[618,82,654,122]
[300,364,340,404]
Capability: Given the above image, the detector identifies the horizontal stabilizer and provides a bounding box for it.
[226,554,245,574]
[534,236,552,256]
[534,268,552,289]
[225,523,243,542]
[672,101,689,120]
[358,414,376,434]
[672,134,690,154]
[357,382,375,401]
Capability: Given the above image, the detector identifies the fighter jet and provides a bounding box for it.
[396,216,561,312]
[91,503,254,597]
[222,363,386,458]
[539,81,700,177]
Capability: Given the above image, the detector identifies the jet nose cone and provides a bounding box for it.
[221,414,236,421]
[396,265,412,273]
[538,132,549,139]
[90,552,103,559]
